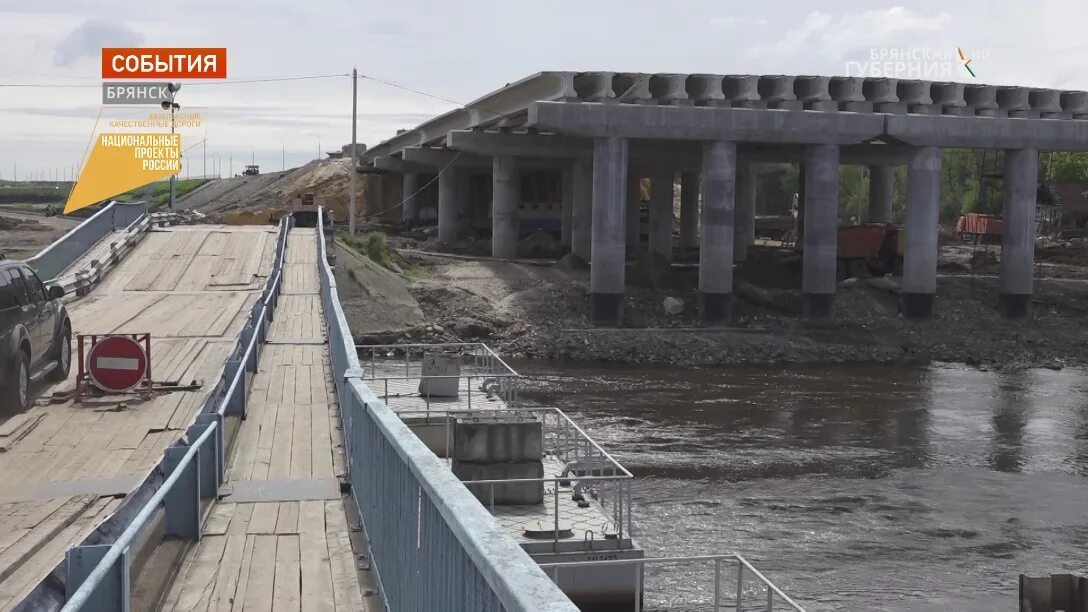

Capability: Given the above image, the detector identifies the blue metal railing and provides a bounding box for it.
[26,201,148,281]
[316,208,578,612]
[57,216,293,611]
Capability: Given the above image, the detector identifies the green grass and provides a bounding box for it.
[340,231,395,270]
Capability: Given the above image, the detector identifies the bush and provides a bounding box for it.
[343,231,394,270]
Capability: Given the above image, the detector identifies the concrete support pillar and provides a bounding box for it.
[679,171,699,249]
[901,147,941,318]
[734,163,756,262]
[571,158,593,263]
[801,145,839,319]
[456,170,474,237]
[796,163,806,243]
[648,169,674,262]
[699,141,736,325]
[402,172,423,225]
[868,165,895,223]
[1000,148,1039,319]
[438,168,459,245]
[492,156,519,258]
[560,166,573,249]
[591,137,629,326]
[626,173,641,248]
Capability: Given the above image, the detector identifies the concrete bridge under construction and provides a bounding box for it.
[359,72,1088,324]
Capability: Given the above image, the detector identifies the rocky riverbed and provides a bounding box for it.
[341,236,1088,371]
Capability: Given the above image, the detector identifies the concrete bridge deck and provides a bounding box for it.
[0,224,276,609]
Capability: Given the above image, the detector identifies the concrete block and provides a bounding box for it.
[418,353,459,397]
[840,101,874,113]
[758,75,797,104]
[965,84,998,113]
[875,102,908,114]
[997,86,1030,113]
[1060,91,1088,115]
[1030,89,1063,114]
[453,417,543,463]
[863,78,899,104]
[897,80,933,106]
[942,106,977,116]
[723,75,761,104]
[650,74,690,105]
[687,74,725,106]
[795,75,831,103]
[907,104,941,115]
[574,72,614,101]
[829,77,865,104]
[458,461,544,505]
[931,82,966,109]
[770,100,804,111]
[613,73,652,103]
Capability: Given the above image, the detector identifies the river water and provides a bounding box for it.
[515,361,1088,611]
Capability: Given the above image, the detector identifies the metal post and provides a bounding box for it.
[349,67,358,236]
[715,558,722,610]
[169,97,177,211]
[553,484,560,551]
[767,582,774,611]
[736,562,744,611]
[634,563,643,612]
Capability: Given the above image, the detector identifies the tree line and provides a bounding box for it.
[754,151,1088,223]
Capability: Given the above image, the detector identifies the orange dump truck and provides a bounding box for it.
[955,213,1003,243]
[836,223,902,279]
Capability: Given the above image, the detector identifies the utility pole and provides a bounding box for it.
[164,82,181,210]
[350,67,358,236]
[203,140,206,179]
[229,154,233,178]
[282,142,285,171]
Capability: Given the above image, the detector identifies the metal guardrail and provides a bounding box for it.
[26,201,148,281]
[316,207,578,612]
[395,406,634,552]
[57,215,294,611]
[539,554,806,612]
[358,342,521,412]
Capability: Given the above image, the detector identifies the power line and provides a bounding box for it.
[0,73,349,88]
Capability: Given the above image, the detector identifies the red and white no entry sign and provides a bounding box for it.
[87,335,148,393]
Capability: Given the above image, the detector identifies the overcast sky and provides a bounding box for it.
[1,0,1085,180]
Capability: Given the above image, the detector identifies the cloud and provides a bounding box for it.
[762,7,951,59]
[53,19,144,67]
[710,16,768,27]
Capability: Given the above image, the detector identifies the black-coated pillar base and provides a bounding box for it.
[901,292,935,319]
[998,293,1032,319]
[699,292,731,326]
[803,292,834,319]
[590,292,624,327]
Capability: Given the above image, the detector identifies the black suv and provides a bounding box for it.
[0,261,71,412]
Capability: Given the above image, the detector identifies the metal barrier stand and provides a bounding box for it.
[539,554,806,612]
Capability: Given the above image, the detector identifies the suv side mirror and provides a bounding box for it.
[48,285,65,300]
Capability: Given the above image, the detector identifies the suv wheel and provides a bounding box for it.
[46,326,71,382]
[2,351,30,412]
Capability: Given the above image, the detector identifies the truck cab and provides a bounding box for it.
[0,261,71,412]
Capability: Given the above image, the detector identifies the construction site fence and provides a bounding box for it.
[26,201,148,281]
[54,215,294,611]
[316,207,578,612]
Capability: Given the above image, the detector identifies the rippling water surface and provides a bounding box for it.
[515,361,1088,611]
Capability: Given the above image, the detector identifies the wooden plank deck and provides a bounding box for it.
[0,225,276,610]
[161,230,372,611]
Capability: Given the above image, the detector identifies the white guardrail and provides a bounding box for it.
[24,201,148,281]
[316,207,579,611]
[55,216,294,611]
